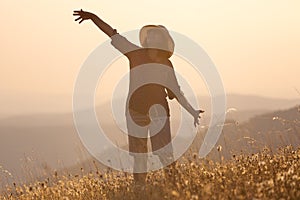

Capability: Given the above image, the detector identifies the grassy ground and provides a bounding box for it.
[1,146,299,200]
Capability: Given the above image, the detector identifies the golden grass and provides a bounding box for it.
[1,145,299,200]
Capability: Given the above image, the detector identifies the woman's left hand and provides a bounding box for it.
[193,109,205,127]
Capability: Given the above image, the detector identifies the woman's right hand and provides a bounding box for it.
[73,9,95,24]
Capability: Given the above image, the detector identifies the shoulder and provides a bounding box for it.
[110,33,127,46]
[110,31,142,58]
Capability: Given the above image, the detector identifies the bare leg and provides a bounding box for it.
[149,114,178,184]
[126,110,149,189]
[132,155,147,199]
[158,152,178,182]
[133,154,148,186]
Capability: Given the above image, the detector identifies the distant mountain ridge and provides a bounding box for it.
[0,93,299,119]
[199,105,300,161]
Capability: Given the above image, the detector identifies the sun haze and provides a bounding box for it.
[1,0,299,116]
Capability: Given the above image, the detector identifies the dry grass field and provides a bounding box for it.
[1,145,299,200]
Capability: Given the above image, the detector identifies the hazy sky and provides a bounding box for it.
[1,0,300,115]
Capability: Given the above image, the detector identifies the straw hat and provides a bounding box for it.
[139,25,175,58]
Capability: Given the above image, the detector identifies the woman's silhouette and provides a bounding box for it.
[73,9,204,188]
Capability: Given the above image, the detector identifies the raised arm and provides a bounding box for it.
[73,9,116,37]
[73,9,140,57]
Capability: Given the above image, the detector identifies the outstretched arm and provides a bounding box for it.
[175,90,204,127]
[166,68,204,127]
[73,9,116,37]
[73,9,140,57]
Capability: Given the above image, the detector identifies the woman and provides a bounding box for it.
[73,9,204,187]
